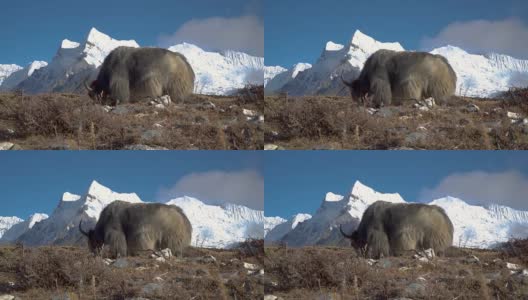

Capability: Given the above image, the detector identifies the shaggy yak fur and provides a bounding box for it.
[85,46,195,105]
[340,201,454,258]
[79,201,192,257]
[341,49,457,107]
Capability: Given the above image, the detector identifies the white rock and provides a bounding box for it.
[366,259,377,266]
[243,108,258,117]
[264,144,279,150]
[264,296,279,300]
[367,108,378,115]
[423,248,435,259]
[0,142,15,150]
[418,106,430,112]
[465,255,480,264]
[417,276,427,282]
[0,295,16,300]
[465,104,480,112]
[243,262,260,270]
[160,248,172,258]
[507,111,523,120]
[506,262,522,270]
[424,97,436,108]
[155,256,166,263]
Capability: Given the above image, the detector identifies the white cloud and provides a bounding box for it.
[158,170,263,210]
[159,15,263,56]
[419,170,528,210]
[421,18,528,59]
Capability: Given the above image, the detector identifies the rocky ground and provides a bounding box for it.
[264,239,528,299]
[0,240,264,299]
[0,86,263,150]
[265,88,528,150]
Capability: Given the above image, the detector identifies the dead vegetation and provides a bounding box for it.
[0,242,264,299]
[265,242,528,299]
[265,90,528,150]
[0,85,263,150]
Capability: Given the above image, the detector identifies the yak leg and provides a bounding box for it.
[105,229,127,258]
[391,228,418,256]
[109,76,130,105]
[127,230,157,256]
[133,76,163,102]
[366,229,390,258]
[393,78,421,105]
[370,77,392,108]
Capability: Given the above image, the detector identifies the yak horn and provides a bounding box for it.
[339,224,354,239]
[79,221,89,237]
[340,74,354,87]
[84,81,93,92]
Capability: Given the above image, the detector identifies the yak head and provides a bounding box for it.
[79,221,104,255]
[84,80,105,103]
[340,224,367,252]
[340,75,370,105]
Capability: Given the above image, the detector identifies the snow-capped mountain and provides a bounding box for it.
[266,30,528,98]
[0,216,23,239]
[265,213,312,243]
[167,197,264,248]
[12,28,139,94]
[264,215,287,236]
[1,213,48,242]
[168,43,264,95]
[3,180,263,249]
[0,61,48,91]
[0,64,22,86]
[264,66,287,87]
[264,63,312,93]
[0,28,264,95]
[268,180,528,249]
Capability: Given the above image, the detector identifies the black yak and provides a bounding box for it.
[85,47,195,105]
[341,49,457,107]
[340,201,453,258]
[79,201,192,257]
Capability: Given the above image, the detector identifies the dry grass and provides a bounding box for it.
[0,87,263,150]
[265,92,528,150]
[265,244,528,299]
[0,244,264,299]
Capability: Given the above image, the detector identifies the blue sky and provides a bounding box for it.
[265,0,528,67]
[265,151,528,219]
[0,151,263,218]
[0,0,263,66]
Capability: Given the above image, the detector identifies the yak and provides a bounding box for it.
[85,46,195,105]
[340,201,453,258]
[79,201,192,258]
[341,49,457,107]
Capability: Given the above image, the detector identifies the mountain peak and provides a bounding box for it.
[61,192,81,202]
[349,180,405,205]
[325,41,344,51]
[82,28,139,67]
[325,192,344,202]
[61,39,80,49]
[350,30,404,52]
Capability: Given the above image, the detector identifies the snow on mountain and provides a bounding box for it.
[166,196,264,248]
[264,63,312,93]
[2,28,262,96]
[265,213,312,243]
[82,28,139,67]
[15,180,143,246]
[269,181,528,249]
[168,43,264,95]
[264,216,287,236]
[0,216,23,239]
[0,61,48,90]
[431,46,528,97]
[268,30,528,98]
[9,181,262,249]
[431,197,528,248]
[14,28,139,94]
[264,66,287,87]
[0,64,22,86]
[1,213,48,242]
